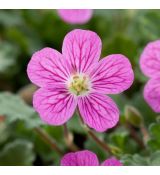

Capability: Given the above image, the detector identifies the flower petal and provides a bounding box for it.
[102,157,123,166]
[27,47,71,87]
[78,93,119,132]
[62,29,102,73]
[61,150,99,166]
[57,9,93,24]
[33,87,77,125]
[144,77,160,113]
[140,40,160,78]
[89,54,134,94]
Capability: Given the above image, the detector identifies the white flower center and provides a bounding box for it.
[67,73,91,96]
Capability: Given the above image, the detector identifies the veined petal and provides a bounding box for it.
[62,29,102,73]
[89,54,134,94]
[78,93,119,132]
[33,87,77,125]
[61,150,99,166]
[57,9,93,24]
[140,40,160,78]
[144,77,160,113]
[102,157,123,166]
[27,47,71,87]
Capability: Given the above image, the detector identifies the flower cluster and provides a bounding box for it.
[140,40,160,112]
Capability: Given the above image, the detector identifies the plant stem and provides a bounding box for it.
[126,123,145,149]
[63,124,79,151]
[140,124,149,143]
[34,127,63,155]
[76,108,112,154]
[87,129,112,154]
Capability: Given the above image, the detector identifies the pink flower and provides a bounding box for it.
[60,150,123,166]
[27,29,134,132]
[101,157,123,166]
[140,40,160,112]
[57,9,93,24]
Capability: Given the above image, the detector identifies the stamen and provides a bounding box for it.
[67,73,91,96]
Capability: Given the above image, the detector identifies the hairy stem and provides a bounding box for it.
[87,129,112,154]
[34,127,63,155]
[140,124,149,143]
[63,124,79,151]
[126,123,145,149]
[76,108,112,154]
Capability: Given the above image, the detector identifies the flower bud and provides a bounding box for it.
[125,105,143,128]
[18,84,37,105]
[110,145,122,155]
[156,115,160,123]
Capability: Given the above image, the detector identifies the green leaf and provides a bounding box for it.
[104,34,137,65]
[0,42,18,75]
[110,128,129,151]
[0,92,43,129]
[122,151,160,165]
[150,151,160,165]
[148,140,160,152]
[0,139,35,165]
[129,10,160,43]
[147,123,160,151]
[0,122,10,144]
[0,10,23,27]
[149,123,160,138]
[121,154,149,165]
[34,131,61,166]
[44,125,64,143]
[107,127,138,154]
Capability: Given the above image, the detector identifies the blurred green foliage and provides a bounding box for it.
[0,9,160,165]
